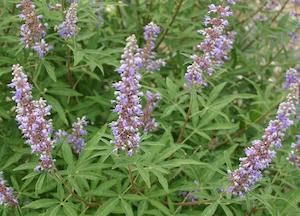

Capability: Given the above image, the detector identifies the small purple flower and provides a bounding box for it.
[68,117,88,154]
[141,22,165,72]
[179,180,200,202]
[142,91,161,132]
[0,172,18,207]
[110,35,144,156]
[58,2,78,39]
[288,135,300,169]
[228,69,300,196]
[54,129,68,143]
[254,14,268,22]
[9,64,55,171]
[208,4,233,17]
[33,39,53,58]
[227,0,236,4]
[288,32,298,49]
[265,0,279,11]
[17,0,51,58]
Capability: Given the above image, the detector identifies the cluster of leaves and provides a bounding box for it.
[0,0,299,215]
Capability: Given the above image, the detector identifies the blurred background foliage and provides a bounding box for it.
[0,0,300,215]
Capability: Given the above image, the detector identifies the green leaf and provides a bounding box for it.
[137,165,151,188]
[191,91,199,127]
[49,206,61,216]
[14,162,36,171]
[44,95,68,125]
[62,143,74,166]
[121,199,134,216]
[137,200,148,216]
[63,203,78,216]
[162,159,204,168]
[2,152,23,169]
[95,198,119,216]
[149,199,170,215]
[202,123,238,131]
[221,204,234,216]
[47,88,82,97]
[73,50,84,66]
[201,203,218,216]
[23,199,58,209]
[208,82,227,103]
[78,125,107,163]
[0,107,10,119]
[166,77,177,96]
[35,173,46,194]
[151,170,169,193]
[43,60,57,82]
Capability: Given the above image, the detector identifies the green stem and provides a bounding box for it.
[17,204,23,216]
[51,167,100,208]
[271,0,289,23]
[155,0,184,50]
[176,92,192,143]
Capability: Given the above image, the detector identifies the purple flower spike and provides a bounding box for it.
[18,0,51,58]
[141,22,165,72]
[9,64,55,171]
[228,69,300,197]
[185,3,235,87]
[0,172,18,207]
[288,135,300,169]
[68,116,88,154]
[284,68,299,90]
[58,2,78,39]
[142,91,161,132]
[110,35,144,156]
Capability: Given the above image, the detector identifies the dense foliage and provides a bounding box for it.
[0,0,299,215]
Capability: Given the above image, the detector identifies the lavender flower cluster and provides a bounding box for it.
[58,2,78,39]
[110,22,163,156]
[185,3,235,87]
[288,135,300,169]
[284,68,300,90]
[17,0,52,58]
[68,117,88,154]
[142,91,161,133]
[141,22,165,72]
[9,64,55,171]
[54,117,88,155]
[0,172,18,207]
[228,69,300,197]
